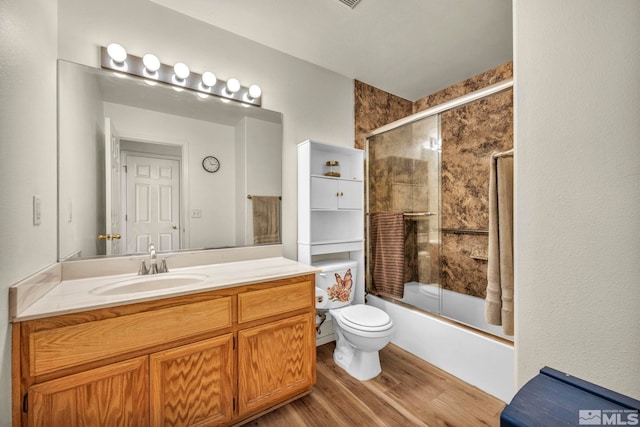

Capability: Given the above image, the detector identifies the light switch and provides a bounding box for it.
[191,209,202,218]
[33,195,41,225]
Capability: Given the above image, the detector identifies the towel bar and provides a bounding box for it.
[366,212,436,216]
[247,195,281,200]
[441,228,488,235]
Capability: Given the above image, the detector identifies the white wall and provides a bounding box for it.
[514,0,640,399]
[103,102,237,249]
[0,1,58,424]
[57,0,355,260]
[58,61,105,259]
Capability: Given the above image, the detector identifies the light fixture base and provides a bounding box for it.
[100,46,262,107]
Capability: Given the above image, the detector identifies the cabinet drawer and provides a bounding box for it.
[30,297,232,376]
[238,281,312,323]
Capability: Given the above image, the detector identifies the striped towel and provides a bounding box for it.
[370,212,405,298]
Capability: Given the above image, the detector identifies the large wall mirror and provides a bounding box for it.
[58,60,283,261]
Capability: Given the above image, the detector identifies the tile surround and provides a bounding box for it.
[354,80,413,150]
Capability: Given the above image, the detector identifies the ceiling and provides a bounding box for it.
[152,0,512,101]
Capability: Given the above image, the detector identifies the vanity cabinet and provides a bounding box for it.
[27,356,148,427]
[13,274,316,427]
[238,314,315,416]
[150,335,235,426]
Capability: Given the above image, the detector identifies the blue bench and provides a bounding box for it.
[501,367,640,426]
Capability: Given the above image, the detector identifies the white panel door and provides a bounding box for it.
[337,180,363,210]
[310,177,338,210]
[104,118,122,255]
[125,155,180,253]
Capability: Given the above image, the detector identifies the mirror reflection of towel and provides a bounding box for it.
[252,196,281,245]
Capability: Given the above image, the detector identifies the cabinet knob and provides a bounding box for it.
[336,192,340,197]
[340,192,344,196]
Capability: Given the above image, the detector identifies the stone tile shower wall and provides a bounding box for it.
[356,62,513,299]
[438,88,513,297]
[354,80,413,151]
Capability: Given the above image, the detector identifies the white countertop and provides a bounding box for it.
[14,257,319,322]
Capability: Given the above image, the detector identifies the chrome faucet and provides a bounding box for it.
[138,243,168,275]
[148,243,158,275]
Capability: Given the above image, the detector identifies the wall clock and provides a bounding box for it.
[202,156,220,173]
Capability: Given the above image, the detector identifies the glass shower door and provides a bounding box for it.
[366,114,441,315]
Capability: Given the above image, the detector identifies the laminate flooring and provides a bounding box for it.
[248,342,506,427]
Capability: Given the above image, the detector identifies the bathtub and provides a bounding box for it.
[401,282,513,341]
[368,291,515,402]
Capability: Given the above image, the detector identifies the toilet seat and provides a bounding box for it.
[336,305,393,332]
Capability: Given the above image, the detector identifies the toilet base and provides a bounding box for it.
[333,339,382,381]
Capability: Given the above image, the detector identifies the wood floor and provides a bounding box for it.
[248,342,505,426]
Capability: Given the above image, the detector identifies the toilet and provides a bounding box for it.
[314,260,395,381]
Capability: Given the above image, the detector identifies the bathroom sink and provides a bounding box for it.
[90,273,210,296]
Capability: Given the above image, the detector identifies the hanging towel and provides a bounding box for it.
[485,152,514,335]
[251,196,281,245]
[370,212,405,298]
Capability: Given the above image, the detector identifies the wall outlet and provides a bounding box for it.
[33,195,41,225]
[191,208,202,218]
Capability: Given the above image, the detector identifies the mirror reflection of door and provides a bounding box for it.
[104,118,122,256]
[124,153,181,253]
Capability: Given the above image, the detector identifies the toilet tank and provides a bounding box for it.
[313,259,358,309]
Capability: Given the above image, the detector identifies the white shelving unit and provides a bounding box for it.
[297,139,365,306]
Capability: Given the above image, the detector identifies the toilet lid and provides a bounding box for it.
[339,305,392,331]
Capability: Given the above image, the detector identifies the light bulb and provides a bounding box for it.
[142,54,160,72]
[107,43,127,64]
[173,62,190,80]
[201,71,217,88]
[248,84,262,99]
[226,78,240,93]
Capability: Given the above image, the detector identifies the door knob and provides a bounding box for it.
[112,234,121,240]
[172,225,178,230]
[98,234,111,240]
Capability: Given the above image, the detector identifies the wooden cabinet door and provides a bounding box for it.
[149,334,234,427]
[237,314,315,416]
[28,356,148,427]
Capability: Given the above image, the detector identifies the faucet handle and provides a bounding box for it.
[138,260,149,275]
[159,258,169,274]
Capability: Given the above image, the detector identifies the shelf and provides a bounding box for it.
[299,240,364,256]
[310,174,362,182]
[307,238,364,246]
[310,208,363,212]
[298,139,365,302]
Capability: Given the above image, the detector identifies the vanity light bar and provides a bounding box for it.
[100,45,262,107]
